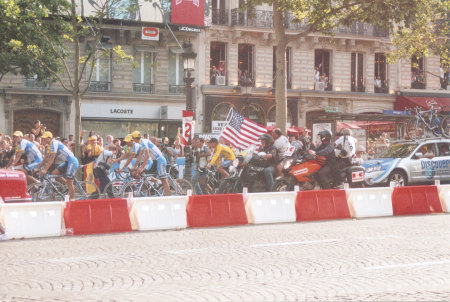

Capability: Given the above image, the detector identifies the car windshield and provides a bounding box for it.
[377,143,418,158]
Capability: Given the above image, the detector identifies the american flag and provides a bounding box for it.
[220,109,268,149]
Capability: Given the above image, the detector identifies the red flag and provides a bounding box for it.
[220,109,268,150]
[171,0,204,26]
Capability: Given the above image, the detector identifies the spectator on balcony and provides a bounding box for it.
[240,69,253,86]
[314,67,320,83]
[374,76,382,92]
[416,72,425,88]
[218,60,226,76]
[210,65,220,85]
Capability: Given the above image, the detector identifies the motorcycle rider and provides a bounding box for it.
[335,128,356,166]
[272,128,290,176]
[310,129,341,189]
[257,134,278,189]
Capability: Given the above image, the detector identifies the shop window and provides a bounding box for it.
[169,48,185,94]
[212,0,228,25]
[267,106,293,127]
[374,53,389,93]
[210,42,227,85]
[411,55,425,89]
[23,75,50,89]
[238,44,254,87]
[240,103,265,125]
[87,53,111,92]
[133,51,155,94]
[440,57,449,90]
[212,102,234,121]
[351,53,364,92]
[272,47,292,89]
[314,50,332,91]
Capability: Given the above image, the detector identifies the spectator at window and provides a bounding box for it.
[416,72,425,88]
[374,76,382,92]
[218,60,226,76]
[314,67,320,83]
[210,65,220,85]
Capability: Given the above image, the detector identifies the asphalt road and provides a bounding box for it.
[1,214,450,302]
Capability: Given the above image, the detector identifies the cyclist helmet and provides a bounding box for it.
[131,131,141,138]
[258,133,273,145]
[318,129,332,143]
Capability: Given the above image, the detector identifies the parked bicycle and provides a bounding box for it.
[406,103,447,138]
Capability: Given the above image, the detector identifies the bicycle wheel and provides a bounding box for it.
[102,180,125,198]
[28,182,65,202]
[441,115,450,138]
[170,178,193,195]
[74,181,100,200]
[431,115,443,136]
[122,181,151,198]
[406,119,427,138]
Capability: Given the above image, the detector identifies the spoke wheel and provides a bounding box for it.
[28,182,65,202]
[170,178,193,195]
[102,180,124,198]
[122,181,151,198]
[74,181,100,200]
[217,179,237,194]
[441,115,450,138]
[407,119,427,138]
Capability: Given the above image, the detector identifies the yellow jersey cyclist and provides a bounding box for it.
[38,131,79,200]
[206,138,236,179]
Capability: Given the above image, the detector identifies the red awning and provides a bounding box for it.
[337,122,361,129]
[395,96,450,112]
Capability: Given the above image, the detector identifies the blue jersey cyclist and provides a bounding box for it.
[130,131,170,196]
[116,134,152,173]
[8,130,43,184]
[38,131,79,200]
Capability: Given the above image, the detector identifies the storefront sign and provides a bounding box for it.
[110,109,134,114]
[178,26,201,33]
[142,27,159,41]
[212,121,228,134]
[81,103,184,120]
[325,106,339,113]
[383,110,409,115]
[197,133,220,140]
[171,0,204,26]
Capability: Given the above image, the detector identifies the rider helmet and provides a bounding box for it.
[318,129,332,143]
[258,133,273,145]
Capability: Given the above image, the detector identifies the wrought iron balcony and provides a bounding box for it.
[23,78,50,89]
[212,8,229,25]
[88,81,111,92]
[169,84,185,95]
[231,9,389,37]
[133,83,155,94]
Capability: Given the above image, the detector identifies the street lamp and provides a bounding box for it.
[182,40,197,181]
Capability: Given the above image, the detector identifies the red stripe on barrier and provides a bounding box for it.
[187,194,248,227]
[64,198,132,235]
[392,185,442,215]
[296,190,351,221]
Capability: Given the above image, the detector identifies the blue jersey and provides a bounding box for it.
[48,139,74,162]
[131,142,141,155]
[17,139,42,163]
[140,139,163,160]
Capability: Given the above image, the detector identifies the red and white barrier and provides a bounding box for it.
[296,189,351,221]
[392,185,442,215]
[245,192,296,224]
[0,202,64,239]
[438,184,450,213]
[346,187,393,218]
[130,196,188,231]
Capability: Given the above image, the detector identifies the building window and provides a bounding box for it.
[133,51,155,94]
[87,54,111,92]
[240,103,265,125]
[411,55,425,89]
[314,50,332,91]
[23,75,50,89]
[210,42,227,85]
[351,53,364,92]
[267,105,293,127]
[212,0,228,25]
[374,53,388,93]
[273,47,292,89]
[238,44,254,87]
[169,49,185,94]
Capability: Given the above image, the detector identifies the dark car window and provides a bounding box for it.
[377,143,418,158]
[437,143,450,157]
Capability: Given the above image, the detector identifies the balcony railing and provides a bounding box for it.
[23,78,50,89]
[169,84,185,95]
[231,9,389,37]
[133,83,155,94]
[88,81,111,92]
[212,8,229,25]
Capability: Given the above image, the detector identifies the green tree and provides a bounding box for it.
[8,0,133,160]
[244,0,449,133]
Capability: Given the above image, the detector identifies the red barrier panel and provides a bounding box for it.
[296,190,351,221]
[392,185,442,215]
[187,194,248,227]
[64,198,132,235]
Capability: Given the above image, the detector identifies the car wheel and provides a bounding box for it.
[388,170,407,187]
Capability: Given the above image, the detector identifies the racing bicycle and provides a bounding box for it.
[406,103,447,138]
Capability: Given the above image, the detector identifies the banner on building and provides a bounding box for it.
[171,0,204,26]
[181,110,195,146]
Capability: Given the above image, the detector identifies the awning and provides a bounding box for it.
[337,122,361,129]
[395,96,450,112]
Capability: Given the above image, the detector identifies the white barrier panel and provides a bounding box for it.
[346,187,393,218]
[130,196,188,231]
[245,192,297,224]
[438,184,450,213]
[0,202,64,239]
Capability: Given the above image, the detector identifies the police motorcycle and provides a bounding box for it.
[272,145,365,191]
[217,144,267,193]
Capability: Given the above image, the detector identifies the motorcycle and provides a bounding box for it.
[217,145,268,193]
[272,149,365,191]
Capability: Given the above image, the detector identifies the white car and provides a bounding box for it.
[362,138,450,186]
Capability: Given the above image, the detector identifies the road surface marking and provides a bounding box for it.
[366,260,450,270]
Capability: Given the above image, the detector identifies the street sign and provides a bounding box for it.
[325,106,339,113]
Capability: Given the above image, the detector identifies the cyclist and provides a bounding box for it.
[206,138,236,179]
[38,131,79,200]
[191,137,211,195]
[7,131,43,185]
[116,134,153,173]
[131,131,170,196]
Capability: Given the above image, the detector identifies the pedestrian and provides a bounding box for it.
[93,145,119,198]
